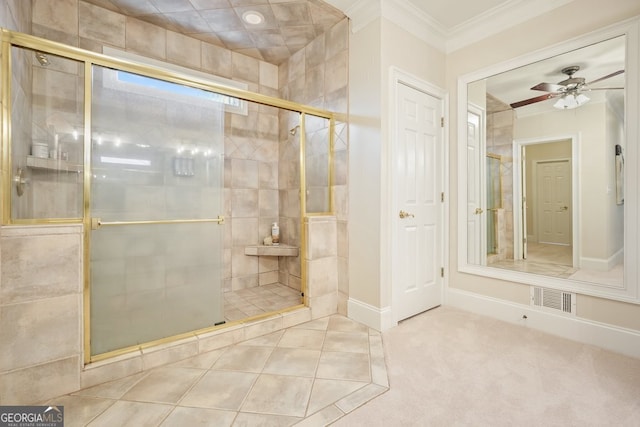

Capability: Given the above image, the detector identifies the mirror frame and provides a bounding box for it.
[457,18,640,303]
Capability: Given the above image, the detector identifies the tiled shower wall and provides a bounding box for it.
[0,0,348,404]
[486,94,514,259]
[279,18,349,315]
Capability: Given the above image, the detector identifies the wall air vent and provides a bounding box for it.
[531,287,575,315]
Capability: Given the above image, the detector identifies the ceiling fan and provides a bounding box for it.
[510,65,624,109]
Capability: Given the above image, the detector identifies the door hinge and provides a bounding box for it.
[441,192,445,202]
[440,267,445,278]
[440,117,444,127]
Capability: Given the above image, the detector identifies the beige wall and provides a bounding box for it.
[447,0,640,331]
[348,17,383,308]
[348,16,447,311]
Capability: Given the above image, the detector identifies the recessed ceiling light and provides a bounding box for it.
[242,10,264,25]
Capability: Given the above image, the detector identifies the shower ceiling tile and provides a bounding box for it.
[82,0,345,65]
[271,2,313,26]
[249,29,287,49]
[164,11,213,34]
[149,0,194,13]
[201,8,245,31]
[217,30,255,50]
[189,0,232,10]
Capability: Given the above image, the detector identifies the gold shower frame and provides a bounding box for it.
[0,29,336,364]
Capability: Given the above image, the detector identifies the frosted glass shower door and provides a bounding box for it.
[89,66,225,356]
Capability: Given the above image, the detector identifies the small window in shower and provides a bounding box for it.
[103,46,248,116]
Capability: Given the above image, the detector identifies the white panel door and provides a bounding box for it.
[537,160,572,245]
[394,82,442,321]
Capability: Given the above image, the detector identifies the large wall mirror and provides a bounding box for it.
[457,19,640,302]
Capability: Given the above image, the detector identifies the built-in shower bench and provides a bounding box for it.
[244,244,299,257]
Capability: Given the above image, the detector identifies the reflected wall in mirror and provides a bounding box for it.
[466,35,626,288]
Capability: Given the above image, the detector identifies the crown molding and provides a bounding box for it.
[445,0,575,52]
[381,0,447,51]
[323,0,575,53]
[344,0,382,34]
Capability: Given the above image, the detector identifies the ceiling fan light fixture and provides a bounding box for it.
[553,93,590,110]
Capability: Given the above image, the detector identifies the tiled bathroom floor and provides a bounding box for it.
[224,283,303,322]
[47,315,389,426]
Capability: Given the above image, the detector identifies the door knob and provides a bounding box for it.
[399,210,415,219]
[561,206,568,211]
[475,207,484,214]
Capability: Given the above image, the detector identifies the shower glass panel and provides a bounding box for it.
[90,65,224,356]
[10,47,84,220]
[304,114,331,213]
[486,154,502,254]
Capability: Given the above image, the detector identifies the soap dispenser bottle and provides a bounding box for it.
[271,222,280,246]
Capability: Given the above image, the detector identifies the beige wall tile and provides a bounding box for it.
[141,338,199,370]
[232,53,260,83]
[126,17,166,60]
[202,42,232,78]
[197,326,245,353]
[232,247,259,277]
[305,64,325,104]
[167,31,201,69]
[305,35,326,70]
[258,253,279,271]
[0,356,80,405]
[325,18,349,61]
[309,292,338,319]
[260,61,279,89]
[244,316,284,340]
[0,294,81,372]
[79,2,125,48]
[1,232,81,304]
[32,0,78,38]
[231,189,259,217]
[259,271,279,285]
[325,50,348,95]
[232,218,259,246]
[81,353,143,389]
[231,158,259,188]
[281,308,311,328]
[288,48,305,82]
[306,216,337,259]
[307,257,338,298]
[259,161,279,190]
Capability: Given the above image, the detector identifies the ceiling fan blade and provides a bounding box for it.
[586,87,624,90]
[531,82,565,92]
[510,93,558,109]
[588,69,624,85]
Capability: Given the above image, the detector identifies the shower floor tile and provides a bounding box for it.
[223,282,302,322]
[48,314,389,426]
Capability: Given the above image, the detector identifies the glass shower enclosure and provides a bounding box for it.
[89,66,225,355]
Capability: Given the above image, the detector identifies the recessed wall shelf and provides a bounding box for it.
[26,155,83,173]
[244,245,299,257]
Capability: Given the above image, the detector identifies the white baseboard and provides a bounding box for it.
[446,288,640,359]
[580,247,624,271]
[347,298,396,331]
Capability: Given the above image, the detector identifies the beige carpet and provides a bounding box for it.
[333,306,640,426]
